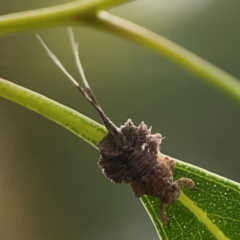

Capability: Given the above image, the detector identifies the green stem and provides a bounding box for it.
[90,10,240,103]
[1,2,240,103]
[0,0,130,36]
[0,77,106,147]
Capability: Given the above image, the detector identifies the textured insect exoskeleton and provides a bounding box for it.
[38,28,196,225]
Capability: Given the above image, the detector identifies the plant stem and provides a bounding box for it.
[0,77,106,147]
[91,10,240,103]
[1,2,240,103]
[0,0,130,36]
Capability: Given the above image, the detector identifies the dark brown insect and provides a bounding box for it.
[37,28,196,225]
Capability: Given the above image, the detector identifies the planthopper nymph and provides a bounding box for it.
[37,27,196,225]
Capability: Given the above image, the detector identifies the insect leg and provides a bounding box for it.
[175,177,196,189]
[159,201,170,226]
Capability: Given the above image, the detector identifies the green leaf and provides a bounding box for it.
[0,77,239,239]
[142,161,240,240]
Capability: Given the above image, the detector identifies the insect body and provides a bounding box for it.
[38,28,195,225]
[98,119,195,224]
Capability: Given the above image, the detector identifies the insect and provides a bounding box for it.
[37,27,196,225]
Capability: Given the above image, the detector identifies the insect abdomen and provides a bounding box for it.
[98,119,167,196]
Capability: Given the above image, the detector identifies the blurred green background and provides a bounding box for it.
[0,0,240,239]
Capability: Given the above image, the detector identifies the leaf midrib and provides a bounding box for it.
[179,192,230,240]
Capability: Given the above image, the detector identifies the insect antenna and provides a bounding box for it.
[37,28,118,135]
